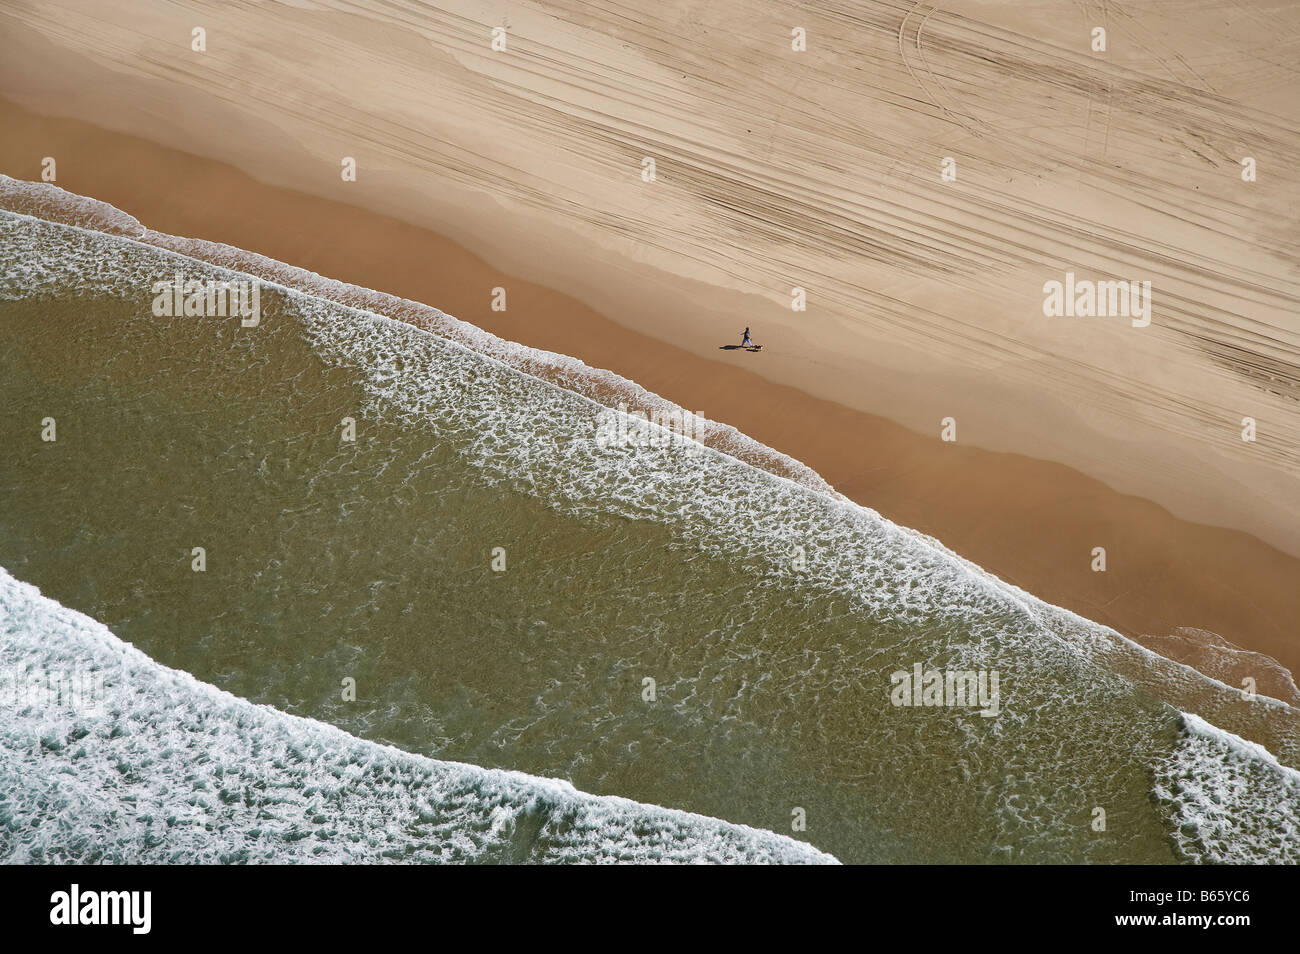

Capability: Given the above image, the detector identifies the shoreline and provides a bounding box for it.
[1,98,1298,687]
[2,3,1298,559]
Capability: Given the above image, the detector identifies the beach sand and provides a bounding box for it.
[1,0,1297,684]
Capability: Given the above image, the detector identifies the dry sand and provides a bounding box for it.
[1,1,1297,683]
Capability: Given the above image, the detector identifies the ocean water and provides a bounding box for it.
[1,178,1297,864]
[0,568,833,864]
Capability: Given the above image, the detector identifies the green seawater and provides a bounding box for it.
[3,208,1292,863]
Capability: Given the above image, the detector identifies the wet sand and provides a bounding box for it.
[1,95,1297,687]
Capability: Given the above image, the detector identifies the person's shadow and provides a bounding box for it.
[719,344,762,351]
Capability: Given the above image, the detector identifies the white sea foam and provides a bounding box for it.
[0,566,836,864]
[0,175,836,497]
[1153,712,1300,864]
[3,179,1299,861]
[0,178,144,238]
[1137,627,1300,706]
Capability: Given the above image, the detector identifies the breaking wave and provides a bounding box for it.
[0,568,836,864]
